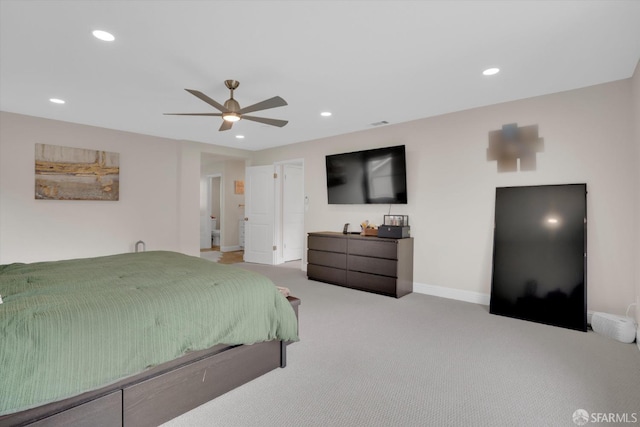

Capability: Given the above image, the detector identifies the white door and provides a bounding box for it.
[244,165,275,264]
[282,164,304,261]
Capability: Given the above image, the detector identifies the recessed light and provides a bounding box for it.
[49,98,65,104]
[235,135,245,139]
[320,112,332,117]
[92,30,115,42]
[483,68,500,76]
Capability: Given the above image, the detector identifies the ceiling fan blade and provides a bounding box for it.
[163,113,222,116]
[219,120,233,131]
[242,115,288,127]
[237,96,287,115]
[185,89,228,112]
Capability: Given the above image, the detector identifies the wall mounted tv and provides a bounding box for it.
[326,145,407,204]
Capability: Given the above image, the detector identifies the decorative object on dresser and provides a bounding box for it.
[307,232,413,298]
[360,220,378,236]
[378,215,410,239]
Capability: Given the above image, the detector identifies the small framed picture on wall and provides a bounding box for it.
[234,180,244,194]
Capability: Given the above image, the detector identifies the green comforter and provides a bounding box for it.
[0,251,298,415]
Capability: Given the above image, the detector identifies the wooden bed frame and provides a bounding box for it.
[0,297,300,427]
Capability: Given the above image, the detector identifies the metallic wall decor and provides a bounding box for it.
[487,123,544,172]
[35,144,120,200]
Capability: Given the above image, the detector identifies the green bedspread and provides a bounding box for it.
[0,251,298,415]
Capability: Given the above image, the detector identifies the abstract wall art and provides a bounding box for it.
[35,143,120,200]
[487,123,544,172]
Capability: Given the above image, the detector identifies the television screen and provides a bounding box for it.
[326,145,407,204]
[490,184,587,331]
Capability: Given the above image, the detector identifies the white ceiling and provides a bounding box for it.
[1,1,639,151]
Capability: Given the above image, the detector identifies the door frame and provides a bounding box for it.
[274,159,305,266]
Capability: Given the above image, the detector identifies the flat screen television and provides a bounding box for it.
[326,145,407,204]
[490,184,587,331]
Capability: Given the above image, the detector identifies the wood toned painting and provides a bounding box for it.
[234,180,245,194]
[35,144,120,200]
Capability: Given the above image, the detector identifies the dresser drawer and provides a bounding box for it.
[308,249,346,269]
[347,271,397,296]
[348,238,397,259]
[307,264,347,285]
[348,254,397,277]
[308,235,347,253]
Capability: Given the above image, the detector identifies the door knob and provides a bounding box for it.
[244,217,249,221]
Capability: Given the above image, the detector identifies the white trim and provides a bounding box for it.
[274,157,305,166]
[413,282,490,306]
[274,164,283,265]
[221,245,242,253]
[272,158,305,266]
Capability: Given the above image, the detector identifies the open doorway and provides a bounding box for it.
[199,173,221,263]
[200,153,247,261]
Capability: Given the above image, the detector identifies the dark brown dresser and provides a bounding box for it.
[307,232,413,298]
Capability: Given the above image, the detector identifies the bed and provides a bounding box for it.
[0,251,300,427]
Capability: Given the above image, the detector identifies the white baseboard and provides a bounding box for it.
[413,282,490,306]
[299,261,489,305]
[221,245,242,252]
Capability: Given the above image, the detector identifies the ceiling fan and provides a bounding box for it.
[164,80,288,131]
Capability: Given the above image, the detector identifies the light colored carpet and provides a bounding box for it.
[163,261,640,427]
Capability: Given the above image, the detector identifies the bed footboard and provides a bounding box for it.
[24,392,122,427]
[1,341,283,427]
[0,296,300,427]
[124,340,282,427]
[0,296,301,427]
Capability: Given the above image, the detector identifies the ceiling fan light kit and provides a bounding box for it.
[222,113,241,122]
[164,79,288,132]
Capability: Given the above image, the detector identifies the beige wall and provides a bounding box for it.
[210,177,221,228]
[1,77,638,317]
[0,112,250,262]
[632,61,640,331]
[254,79,638,315]
[0,112,182,262]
